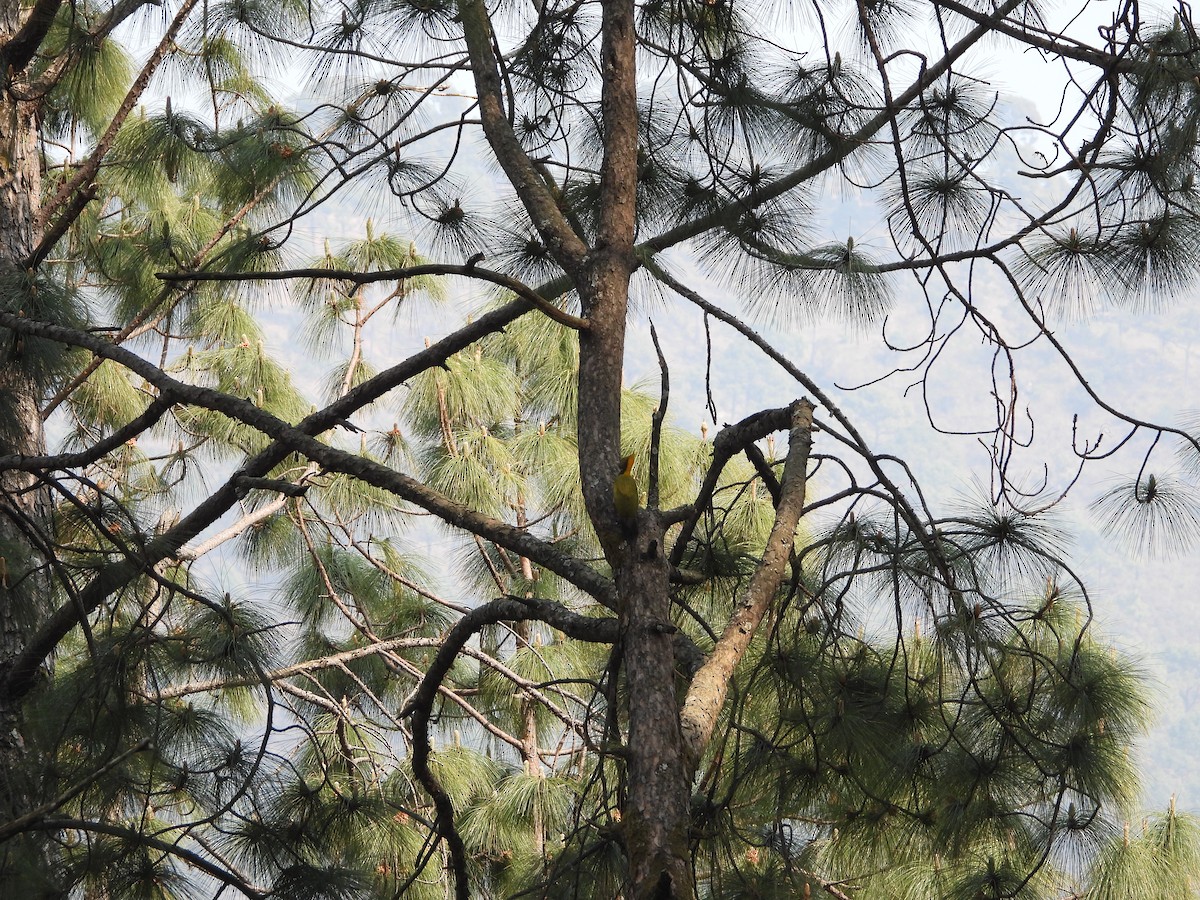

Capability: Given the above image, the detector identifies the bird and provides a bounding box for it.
[613,453,639,538]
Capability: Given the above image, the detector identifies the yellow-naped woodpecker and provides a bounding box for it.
[613,453,639,537]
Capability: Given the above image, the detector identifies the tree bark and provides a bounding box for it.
[618,511,693,899]
[577,0,639,565]
[0,0,52,881]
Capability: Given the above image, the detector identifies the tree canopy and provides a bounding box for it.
[1,0,1200,897]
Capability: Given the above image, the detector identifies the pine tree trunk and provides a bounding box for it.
[0,0,52,877]
[617,514,693,899]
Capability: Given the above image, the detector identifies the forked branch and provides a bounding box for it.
[679,399,815,768]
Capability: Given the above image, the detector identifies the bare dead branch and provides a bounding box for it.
[679,400,815,767]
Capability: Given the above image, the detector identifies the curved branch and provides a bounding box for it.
[637,0,1029,260]
[156,263,589,331]
[0,395,173,472]
[990,254,1200,457]
[399,595,620,900]
[666,404,797,569]
[645,262,959,600]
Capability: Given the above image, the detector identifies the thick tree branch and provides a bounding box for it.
[400,596,618,722]
[24,184,93,269]
[679,400,815,768]
[594,0,639,254]
[619,509,693,899]
[1,0,62,73]
[574,11,640,562]
[91,0,166,42]
[936,0,1143,72]
[457,0,589,276]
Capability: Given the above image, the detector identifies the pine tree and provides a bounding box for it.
[3,0,1200,898]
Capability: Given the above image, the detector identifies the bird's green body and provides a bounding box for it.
[614,454,639,534]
